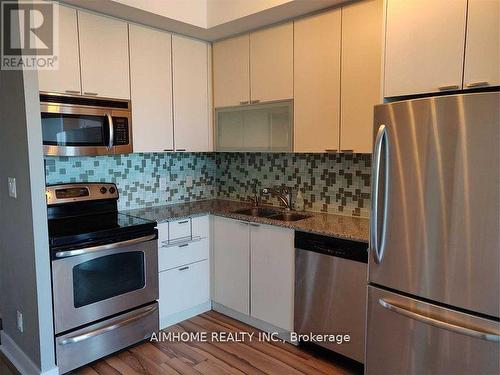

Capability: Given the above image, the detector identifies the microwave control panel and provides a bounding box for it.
[113,117,129,145]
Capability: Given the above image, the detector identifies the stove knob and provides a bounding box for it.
[100,187,107,194]
[109,186,116,194]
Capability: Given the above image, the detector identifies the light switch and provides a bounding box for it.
[8,177,17,198]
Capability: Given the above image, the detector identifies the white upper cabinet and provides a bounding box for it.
[463,0,500,89]
[129,25,174,153]
[384,0,467,97]
[172,35,211,152]
[340,0,383,153]
[250,23,294,103]
[78,11,130,99]
[294,10,341,152]
[250,224,294,331]
[213,35,250,107]
[38,5,81,94]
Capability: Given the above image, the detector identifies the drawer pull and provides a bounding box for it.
[176,149,187,152]
[177,220,189,224]
[325,149,338,153]
[178,243,189,248]
[465,81,489,88]
[83,92,99,96]
[239,101,249,105]
[438,85,460,91]
[163,149,174,152]
[249,223,260,227]
[178,266,189,271]
[65,90,80,94]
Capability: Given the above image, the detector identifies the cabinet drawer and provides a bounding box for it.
[192,215,209,239]
[159,260,209,319]
[159,238,208,272]
[169,218,191,241]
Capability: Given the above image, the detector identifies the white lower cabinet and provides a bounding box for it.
[250,224,294,331]
[212,216,295,332]
[157,215,211,329]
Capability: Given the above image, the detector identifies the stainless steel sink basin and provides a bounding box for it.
[233,207,279,218]
[269,212,312,222]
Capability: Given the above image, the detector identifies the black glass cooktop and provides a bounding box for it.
[48,212,156,251]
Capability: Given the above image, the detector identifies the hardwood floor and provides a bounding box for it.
[74,311,360,375]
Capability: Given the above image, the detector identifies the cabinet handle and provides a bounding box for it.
[239,221,249,226]
[239,101,249,105]
[340,149,354,153]
[178,243,189,248]
[178,266,189,271]
[250,100,260,104]
[176,149,187,152]
[249,223,260,227]
[177,220,189,224]
[325,149,338,153]
[465,81,489,88]
[438,85,460,91]
[83,92,98,96]
[163,149,174,152]
[65,90,80,94]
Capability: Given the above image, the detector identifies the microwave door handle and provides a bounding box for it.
[105,112,114,149]
[58,304,158,345]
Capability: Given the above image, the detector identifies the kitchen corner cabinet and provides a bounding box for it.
[78,11,130,99]
[250,23,294,103]
[463,0,500,89]
[250,224,294,331]
[129,25,174,153]
[340,0,383,153]
[294,9,341,153]
[213,35,250,108]
[384,0,468,97]
[172,35,211,152]
[213,216,250,315]
[38,5,81,94]
[213,216,294,331]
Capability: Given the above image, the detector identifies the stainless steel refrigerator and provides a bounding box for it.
[366,91,500,375]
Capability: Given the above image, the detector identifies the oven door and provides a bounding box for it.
[52,234,158,334]
[41,103,132,156]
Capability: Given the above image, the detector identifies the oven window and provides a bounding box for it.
[41,113,109,147]
[73,252,145,308]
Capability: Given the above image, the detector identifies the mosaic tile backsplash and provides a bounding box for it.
[45,152,371,217]
[216,153,371,217]
[44,153,217,210]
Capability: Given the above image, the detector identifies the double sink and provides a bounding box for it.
[233,207,311,222]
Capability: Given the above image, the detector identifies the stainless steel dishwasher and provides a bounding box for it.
[294,231,368,364]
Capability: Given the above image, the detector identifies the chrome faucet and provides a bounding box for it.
[261,186,293,210]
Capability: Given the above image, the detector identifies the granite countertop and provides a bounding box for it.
[124,199,369,243]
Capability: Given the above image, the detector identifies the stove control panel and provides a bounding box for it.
[46,183,119,205]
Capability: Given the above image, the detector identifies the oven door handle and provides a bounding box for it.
[54,234,157,259]
[58,304,158,346]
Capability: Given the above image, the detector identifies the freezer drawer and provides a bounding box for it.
[366,286,500,375]
[56,303,158,374]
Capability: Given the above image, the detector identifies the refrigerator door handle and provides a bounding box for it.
[379,298,500,343]
[371,124,389,263]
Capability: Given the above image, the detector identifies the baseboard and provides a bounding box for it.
[0,331,59,375]
[160,301,212,330]
[211,302,297,345]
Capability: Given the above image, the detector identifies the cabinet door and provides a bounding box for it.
[172,35,210,152]
[250,224,294,331]
[384,0,467,97]
[213,35,250,108]
[213,217,250,315]
[78,11,130,99]
[250,23,293,103]
[463,0,500,89]
[38,5,81,94]
[340,0,383,153]
[129,25,173,152]
[294,10,341,152]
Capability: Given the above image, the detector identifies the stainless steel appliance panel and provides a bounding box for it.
[366,286,500,375]
[370,92,500,317]
[56,302,158,374]
[52,236,158,334]
[295,247,367,363]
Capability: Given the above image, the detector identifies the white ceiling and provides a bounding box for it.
[61,0,347,41]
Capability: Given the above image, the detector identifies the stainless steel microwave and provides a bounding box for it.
[40,93,133,156]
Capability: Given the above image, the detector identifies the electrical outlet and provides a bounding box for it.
[159,177,167,190]
[186,176,193,188]
[16,310,23,333]
[8,177,17,198]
